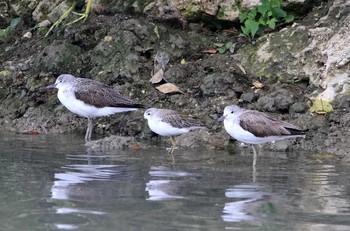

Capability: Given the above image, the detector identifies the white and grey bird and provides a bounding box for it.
[218,104,306,166]
[144,108,205,155]
[42,74,144,141]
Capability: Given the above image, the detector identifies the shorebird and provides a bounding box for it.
[42,74,144,141]
[144,108,205,155]
[218,104,306,166]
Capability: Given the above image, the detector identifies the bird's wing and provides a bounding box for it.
[239,111,303,137]
[162,110,204,129]
[74,79,144,108]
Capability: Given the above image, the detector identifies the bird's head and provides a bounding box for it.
[143,108,160,120]
[218,104,242,121]
[40,74,77,90]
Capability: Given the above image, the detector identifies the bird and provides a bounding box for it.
[218,104,306,166]
[42,74,144,141]
[143,108,205,155]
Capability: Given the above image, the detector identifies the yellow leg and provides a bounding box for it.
[45,1,75,37]
[166,136,177,159]
[67,0,92,25]
[45,0,93,37]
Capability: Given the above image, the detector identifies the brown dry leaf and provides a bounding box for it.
[154,25,160,39]
[22,130,40,135]
[156,83,184,94]
[202,49,217,54]
[129,143,144,151]
[252,81,264,89]
[235,63,246,74]
[149,69,164,84]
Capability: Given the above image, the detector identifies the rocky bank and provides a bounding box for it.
[0,0,349,159]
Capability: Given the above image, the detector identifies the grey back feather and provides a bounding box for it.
[74,78,144,108]
[239,110,304,137]
[160,109,204,129]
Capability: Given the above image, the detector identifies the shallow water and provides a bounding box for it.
[0,132,349,231]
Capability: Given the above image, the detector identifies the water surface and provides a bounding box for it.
[0,132,349,230]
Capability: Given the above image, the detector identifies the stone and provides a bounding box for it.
[22,31,32,39]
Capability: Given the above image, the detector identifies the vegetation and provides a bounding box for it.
[0,18,21,38]
[213,41,234,54]
[239,0,294,40]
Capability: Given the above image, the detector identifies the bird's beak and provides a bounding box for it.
[38,83,56,91]
[218,115,226,121]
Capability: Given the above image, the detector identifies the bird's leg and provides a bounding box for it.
[45,0,93,37]
[45,1,76,37]
[252,145,259,166]
[166,136,177,160]
[85,118,94,141]
[67,0,92,25]
[252,164,257,183]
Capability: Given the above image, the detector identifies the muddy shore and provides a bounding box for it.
[0,0,349,159]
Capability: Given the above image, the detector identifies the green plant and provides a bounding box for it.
[0,17,21,38]
[213,41,234,54]
[239,0,294,40]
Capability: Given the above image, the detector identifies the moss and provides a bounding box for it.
[0,70,12,78]
[192,35,204,46]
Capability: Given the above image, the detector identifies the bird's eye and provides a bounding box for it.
[231,111,234,114]
[147,113,151,115]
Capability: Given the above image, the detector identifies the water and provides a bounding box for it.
[0,132,350,231]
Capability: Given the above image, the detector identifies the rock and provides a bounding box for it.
[32,0,62,22]
[256,88,295,112]
[236,0,349,103]
[176,129,232,150]
[241,92,256,103]
[34,41,82,73]
[201,73,237,97]
[37,20,51,28]
[22,31,32,39]
[289,102,308,114]
[85,135,144,151]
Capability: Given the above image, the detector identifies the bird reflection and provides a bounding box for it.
[222,184,273,222]
[52,164,120,200]
[145,166,196,201]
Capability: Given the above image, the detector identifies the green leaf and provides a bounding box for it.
[225,41,233,49]
[247,10,257,19]
[239,12,248,22]
[213,43,224,47]
[9,18,21,30]
[284,14,294,23]
[249,21,260,38]
[257,4,269,16]
[271,0,281,7]
[218,47,226,54]
[244,18,253,27]
[258,17,266,26]
[241,26,250,37]
[272,8,287,18]
[0,29,6,37]
[267,18,276,29]
[260,0,270,6]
